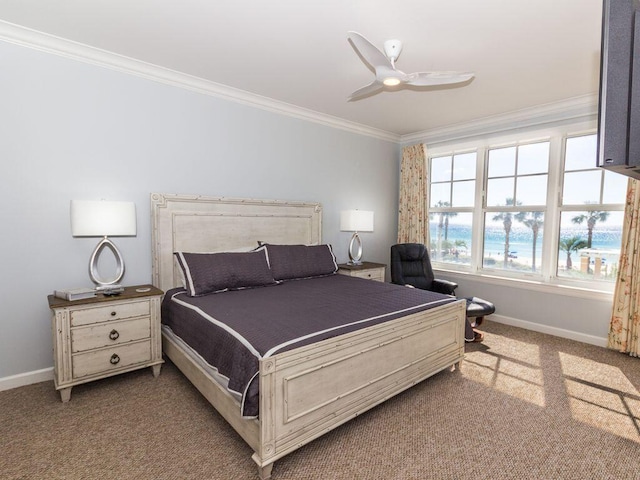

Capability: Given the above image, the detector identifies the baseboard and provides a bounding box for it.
[0,367,53,392]
[488,314,608,348]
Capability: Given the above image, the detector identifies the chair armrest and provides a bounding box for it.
[431,279,458,295]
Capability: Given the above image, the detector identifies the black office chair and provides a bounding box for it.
[390,243,495,341]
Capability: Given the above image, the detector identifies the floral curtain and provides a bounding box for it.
[397,143,429,245]
[608,177,640,356]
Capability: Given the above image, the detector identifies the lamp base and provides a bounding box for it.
[89,236,126,288]
[348,232,364,265]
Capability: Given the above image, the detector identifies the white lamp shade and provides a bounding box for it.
[71,200,137,237]
[340,210,374,232]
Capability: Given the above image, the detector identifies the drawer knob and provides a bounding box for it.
[109,329,120,341]
[110,311,117,317]
[110,353,120,365]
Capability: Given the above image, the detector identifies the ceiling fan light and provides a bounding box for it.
[383,77,401,86]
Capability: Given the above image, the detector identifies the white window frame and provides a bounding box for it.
[428,149,477,267]
[426,120,623,296]
[555,131,625,290]
[481,138,551,279]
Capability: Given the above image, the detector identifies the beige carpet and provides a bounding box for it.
[2,321,640,480]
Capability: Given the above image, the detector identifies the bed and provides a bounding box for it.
[150,193,466,479]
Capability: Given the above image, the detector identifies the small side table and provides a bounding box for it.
[337,262,386,282]
[47,284,164,402]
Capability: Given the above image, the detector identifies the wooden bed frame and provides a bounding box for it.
[150,193,465,479]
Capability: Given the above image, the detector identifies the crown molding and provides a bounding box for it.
[401,93,599,146]
[0,20,401,143]
[0,20,597,147]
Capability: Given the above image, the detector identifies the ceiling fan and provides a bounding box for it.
[347,31,474,101]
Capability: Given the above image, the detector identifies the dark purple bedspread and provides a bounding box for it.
[161,274,457,417]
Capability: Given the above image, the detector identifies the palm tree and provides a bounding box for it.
[435,210,444,261]
[571,210,610,248]
[444,210,458,240]
[454,239,468,251]
[559,236,588,270]
[492,198,519,268]
[433,201,457,259]
[571,209,610,273]
[453,239,468,260]
[515,211,544,272]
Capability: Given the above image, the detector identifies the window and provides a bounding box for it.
[427,129,626,291]
[429,152,476,265]
[484,142,549,273]
[557,134,626,283]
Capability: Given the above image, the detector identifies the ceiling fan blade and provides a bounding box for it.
[348,80,384,101]
[404,71,475,87]
[347,31,393,70]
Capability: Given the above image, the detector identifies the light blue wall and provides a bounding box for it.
[0,41,400,378]
[436,272,613,344]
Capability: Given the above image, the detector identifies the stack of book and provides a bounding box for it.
[54,287,96,301]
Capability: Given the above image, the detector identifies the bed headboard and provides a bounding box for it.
[150,193,323,292]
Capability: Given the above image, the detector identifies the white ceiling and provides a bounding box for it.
[0,0,603,138]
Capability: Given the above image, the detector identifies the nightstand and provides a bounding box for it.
[337,262,386,282]
[47,285,164,402]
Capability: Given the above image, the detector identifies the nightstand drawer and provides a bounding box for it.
[70,300,150,327]
[72,341,152,379]
[71,317,151,353]
[337,262,386,283]
[350,269,384,281]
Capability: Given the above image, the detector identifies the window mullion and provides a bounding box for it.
[472,146,487,273]
[541,136,563,281]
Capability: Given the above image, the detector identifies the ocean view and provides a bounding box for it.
[430,222,623,267]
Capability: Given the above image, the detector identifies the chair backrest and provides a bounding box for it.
[390,243,436,290]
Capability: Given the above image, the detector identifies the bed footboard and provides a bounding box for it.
[253,299,465,475]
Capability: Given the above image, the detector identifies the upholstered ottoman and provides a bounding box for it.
[465,297,495,327]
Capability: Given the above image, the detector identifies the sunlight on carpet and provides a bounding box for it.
[462,334,545,407]
[559,352,639,394]
[462,330,640,443]
[560,352,640,442]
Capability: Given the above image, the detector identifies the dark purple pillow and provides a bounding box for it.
[175,250,278,296]
[260,244,338,280]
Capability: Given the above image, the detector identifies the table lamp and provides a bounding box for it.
[70,200,137,294]
[340,210,374,265]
